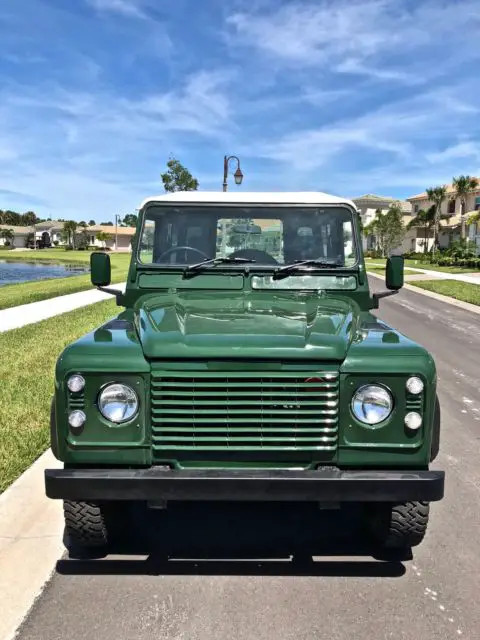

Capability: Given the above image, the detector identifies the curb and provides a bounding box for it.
[0,450,64,640]
[367,272,480,316]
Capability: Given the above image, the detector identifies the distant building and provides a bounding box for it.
[352,194,415,252]
[407,179,480,255]
[0,222,136,251]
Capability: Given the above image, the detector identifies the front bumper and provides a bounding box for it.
[45,467,445,502]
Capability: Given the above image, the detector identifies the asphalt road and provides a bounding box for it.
[16,283,480,640]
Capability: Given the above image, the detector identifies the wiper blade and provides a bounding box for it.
[183,256,256,278]
[272,259,342,280]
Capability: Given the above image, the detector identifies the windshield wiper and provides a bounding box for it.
[183,256,256,279]
[272,259,343,280]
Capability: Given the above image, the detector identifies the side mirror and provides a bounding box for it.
[386,255,404,291]
[91,252,111,287]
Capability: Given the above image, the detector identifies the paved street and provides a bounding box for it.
[15,283,480,640]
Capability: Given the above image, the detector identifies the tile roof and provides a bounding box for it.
[408,178,480,201]
[88,225,136,235]
[0,224,32,234]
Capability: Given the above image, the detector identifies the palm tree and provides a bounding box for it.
[426,186,447,254]
[0,228,15,247]
[452,175,479,239]
[63,220,78,249]
[407,205,436,254]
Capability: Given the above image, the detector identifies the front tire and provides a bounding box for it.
[63,501,109,557]
[368,501,430,550]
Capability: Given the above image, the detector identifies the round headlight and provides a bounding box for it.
[406,376,424,395]
[352,385,393,425]
[67,374,85,393]
[98,383,138,423]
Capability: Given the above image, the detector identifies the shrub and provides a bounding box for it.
[53,240,59,246]
[64,245,73,251]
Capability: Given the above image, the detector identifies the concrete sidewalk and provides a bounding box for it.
[0,284,126,333]
[0,450,63,640]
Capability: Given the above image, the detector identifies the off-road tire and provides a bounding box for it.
[368,501,430,550]
[431,395,441,462]
[63,501,109,555]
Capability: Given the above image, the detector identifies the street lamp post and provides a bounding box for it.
[221,156,244,255]
[222,155,243,192]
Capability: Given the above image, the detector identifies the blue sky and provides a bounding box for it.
[1,0,480,221]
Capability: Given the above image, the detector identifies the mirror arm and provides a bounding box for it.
[371,290,398,308]
[96,286,124,305]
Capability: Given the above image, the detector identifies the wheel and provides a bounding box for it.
[63,501,109,557]
[431,395,441,461]
[367,501,430,550]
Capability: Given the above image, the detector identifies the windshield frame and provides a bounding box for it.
[135,201,361,272]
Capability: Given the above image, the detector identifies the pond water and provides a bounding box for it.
[0,260,89,286]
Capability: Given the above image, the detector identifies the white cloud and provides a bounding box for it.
[227,0,480,83]
[86,0,148,19]
[427,142,480,164]
[0,70,233,218]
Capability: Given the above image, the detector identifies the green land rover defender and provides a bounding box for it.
[45,191,444,555]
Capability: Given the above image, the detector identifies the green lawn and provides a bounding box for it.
[410,280,480,306]
[365,258,478,274]
[0,251,130,310]
[0,299,118,493]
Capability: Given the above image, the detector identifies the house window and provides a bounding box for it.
[91,235,95,244]
[475,197,480,211]
[414,204,419,213]
[447,199,455,214]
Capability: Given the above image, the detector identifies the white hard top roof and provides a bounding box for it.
[139,191,355,209]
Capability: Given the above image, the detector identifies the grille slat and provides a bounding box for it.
[151,371,339,454]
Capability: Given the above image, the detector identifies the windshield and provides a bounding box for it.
[138,205,357,268]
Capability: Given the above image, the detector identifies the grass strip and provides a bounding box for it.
[365,258,478,274]
[410,280,480,306]
[0,298,118,493]
[0,252,129,310]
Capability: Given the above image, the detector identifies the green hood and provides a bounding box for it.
[134,291,360,361]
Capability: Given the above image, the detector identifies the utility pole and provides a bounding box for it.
[114,214,121,250]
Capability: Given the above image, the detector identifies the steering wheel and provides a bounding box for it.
[156,246,210,263]
[229,249,279,265]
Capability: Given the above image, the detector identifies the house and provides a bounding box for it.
[407,179,480,255]
[0,225,32,248]
[87,225,136,251]
[0,222,136,251]
[352,194,415,252]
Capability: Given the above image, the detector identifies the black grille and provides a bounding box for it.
[150,371,339,454]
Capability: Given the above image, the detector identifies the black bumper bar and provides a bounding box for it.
[45,468,444,502]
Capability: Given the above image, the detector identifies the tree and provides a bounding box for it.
[0,228,14,247]
[122,213,138,227]
[161,156,199,192]
[452,175,479,240]
[22,211,38,226]
[88,219,96,226]
[63,220,78,249]
[79,220,87,228]
[100,221,114,226]
[407,205,436,254]
[363,203,405,257]
[426,185,447,253]
[96,231,112,248]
